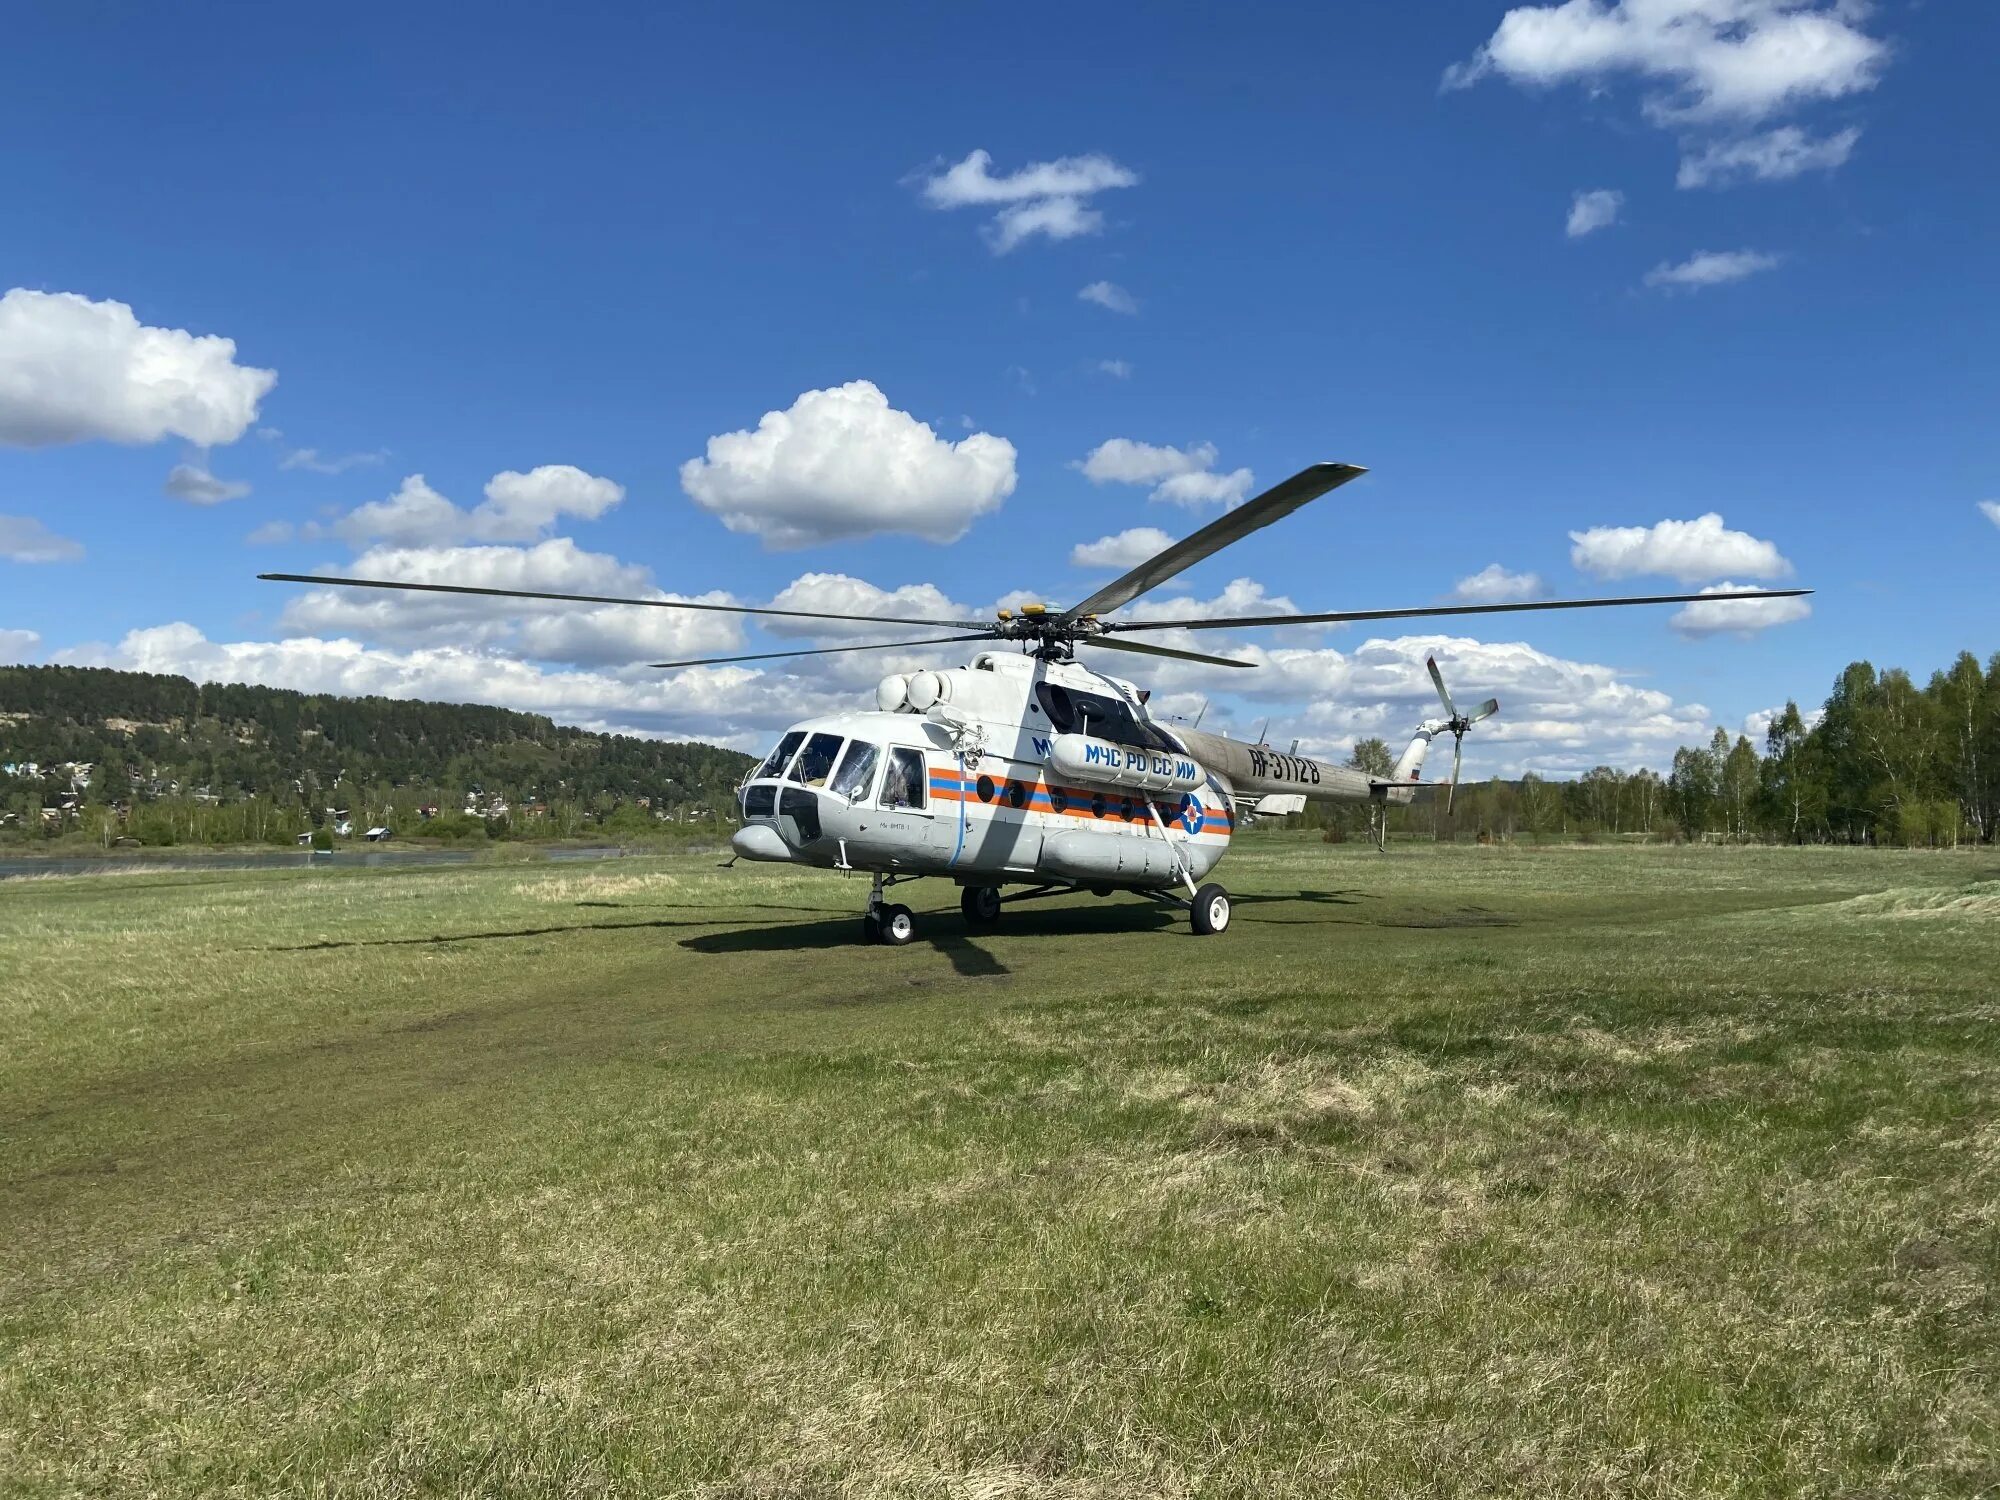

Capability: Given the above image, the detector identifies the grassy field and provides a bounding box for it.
[2,841,1996,1498]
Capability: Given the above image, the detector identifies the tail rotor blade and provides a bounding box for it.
[1469,697,1499,724]
[1426,656,1456,719]
[1448,733,1463,815]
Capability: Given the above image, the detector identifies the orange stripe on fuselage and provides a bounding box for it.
[925,769,1230,834]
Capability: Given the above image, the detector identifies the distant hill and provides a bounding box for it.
[0,665,752,839]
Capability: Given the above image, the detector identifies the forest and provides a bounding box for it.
[3,649,1993,850]
[0,665,753,847]
[1323,648,1997,848]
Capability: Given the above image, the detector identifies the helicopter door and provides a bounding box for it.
[871,745,939,867]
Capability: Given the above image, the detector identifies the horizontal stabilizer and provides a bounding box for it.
[1250,793,1307,817]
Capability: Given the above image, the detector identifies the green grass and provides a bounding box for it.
[2,842,1996,1498]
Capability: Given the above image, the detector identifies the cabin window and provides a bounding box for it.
[829,741,880,800]
[756,731,805,780]
[880,747,927,810]
[788,733,844,787]
[1033,683,1175,751]
[742,784,776,818]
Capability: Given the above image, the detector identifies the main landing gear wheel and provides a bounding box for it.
[877,903,917,946]
[960,885,1003,926]
[1190,883,1232,937]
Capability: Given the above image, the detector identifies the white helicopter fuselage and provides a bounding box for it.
[731,649,1434,892]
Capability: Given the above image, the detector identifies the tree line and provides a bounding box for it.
[0,665,753,846]
[1313,649,1996,848]
[5,649,1993,851]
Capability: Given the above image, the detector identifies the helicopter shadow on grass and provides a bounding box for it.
[677,898,1182,975]
[1223,889,1376,925]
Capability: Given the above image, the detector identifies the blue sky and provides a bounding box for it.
[3,2,1994,768]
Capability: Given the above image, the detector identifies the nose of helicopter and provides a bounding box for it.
[730,822,794,862]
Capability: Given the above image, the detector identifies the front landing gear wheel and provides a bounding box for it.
[878,903,916,945]
[960,885,1002,926]
[1190,883,1231,936]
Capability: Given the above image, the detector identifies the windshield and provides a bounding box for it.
[755,731,805,780]
[829,741,880,800]
[788,732,844,787]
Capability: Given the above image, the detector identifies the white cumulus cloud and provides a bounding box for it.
[1079,281,1139,315]
[1744,703,1823,739]
[1677,124,1860,188]
[680,380,1016,548]
[164,462,251,505]
[280,447,389,475]
[1570,513,1791,582]
[758,573,980,643]
[1566,188,1624,237]
[1671,581,1812,637]
[1644,248,1782,289]
[0,515,84,563]
[920,149,1139,253]
[1444,0,1889,124]
[1095,359,1133,379]
[1087,628,1715,777]
[1978,500,2000,529]
[1454,564,1545,602]
[53,622,845,748]
[1071,527,1177,570]
[1077,438,1253,508]
[273,538,743,666]
[0,288,276,448]
[0,628,41,661]
[314,465,624,547]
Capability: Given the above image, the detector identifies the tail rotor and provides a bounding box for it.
[1425,656,1499,814]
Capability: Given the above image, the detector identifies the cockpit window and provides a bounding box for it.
[755,731,805,780]
[1033,682,1175,752]
[879,747,927,810]
[788,733,844,787]
[829,741,880,800]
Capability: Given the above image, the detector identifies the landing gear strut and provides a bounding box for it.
[960,884,1002,926]
[862,872,918,946]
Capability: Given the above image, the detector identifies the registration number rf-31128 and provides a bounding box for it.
[1245,745,1323,786]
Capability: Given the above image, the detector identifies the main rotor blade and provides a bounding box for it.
[1109,587,1813,633]
[649,634,995,670]
[1062,462,1367,622]
[1078,635,1255,669]
[257,573,986,631]
[1426,655,1456,719]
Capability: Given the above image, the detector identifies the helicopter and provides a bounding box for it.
[262,462,1810,944]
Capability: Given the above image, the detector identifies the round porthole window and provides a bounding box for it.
[1048,788,1068,813]
[975,775,995,803]
[1090,794,1107,819]
[1005,781,1028,809]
